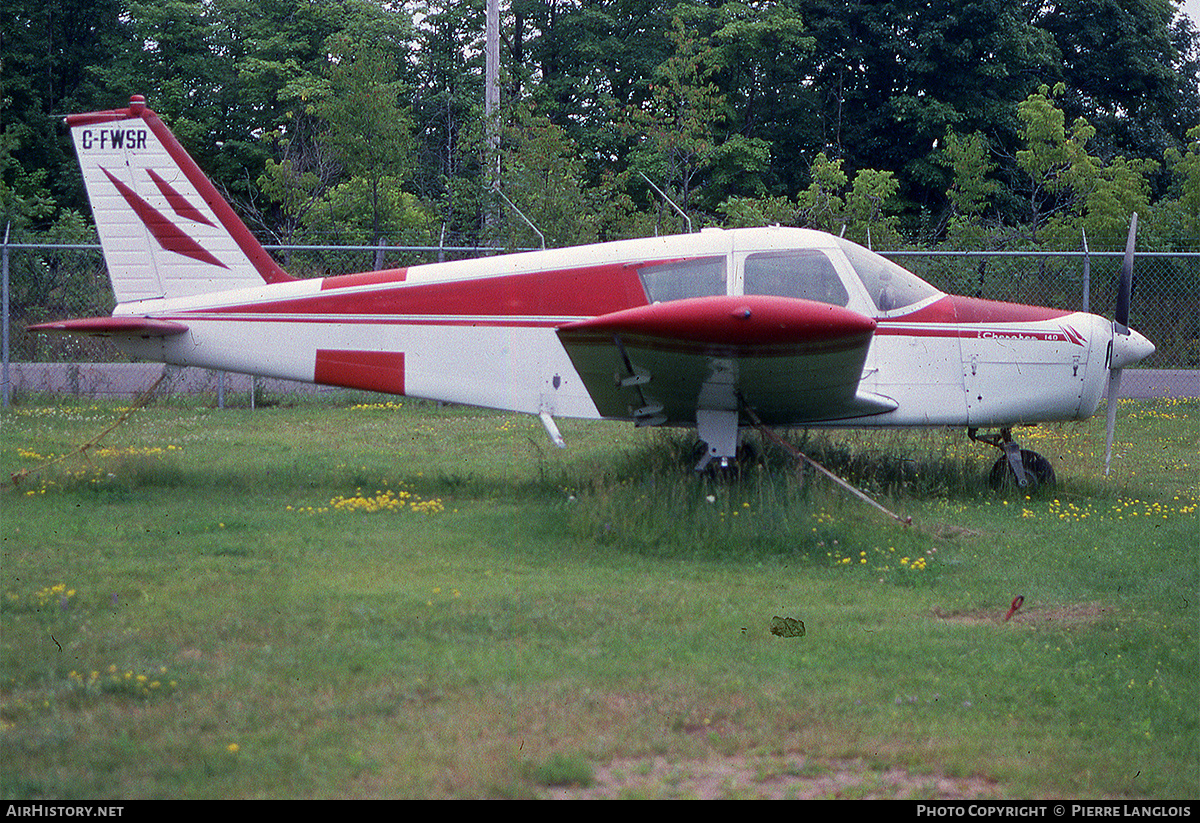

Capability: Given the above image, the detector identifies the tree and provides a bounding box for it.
[623,19,727,228]
[718,153,901,247]
[316,41,416,251]
[1157,125,1200,250]
[939,131,1003,248]
[785,0,1059,220]
[3,0,126,220]
[677,0,813,198]
[410,0,487,246]
[1035,0,1198,162]
[255,111,343,248]
[1013,84,1160,249]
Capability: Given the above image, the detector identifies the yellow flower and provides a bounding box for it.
[227,743,240,754]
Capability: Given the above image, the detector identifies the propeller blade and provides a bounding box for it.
[1104,367,1123,476]
[1105,212,1137,477]
[1115,213,1136,333]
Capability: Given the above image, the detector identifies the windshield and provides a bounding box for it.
[743,249,850,307]
[835,238,940,312]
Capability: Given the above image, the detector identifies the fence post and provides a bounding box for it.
[2,222,10,407]
[1081,228,1090,313]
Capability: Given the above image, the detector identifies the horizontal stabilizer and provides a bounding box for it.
[28,317,188,338]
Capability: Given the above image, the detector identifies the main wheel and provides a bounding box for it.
[989,449,1056,491]
[691,438,761,478]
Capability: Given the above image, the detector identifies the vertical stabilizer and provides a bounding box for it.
[68,95,294,304]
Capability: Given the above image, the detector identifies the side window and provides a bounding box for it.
[744,250,849,307]
[638,257,727,303]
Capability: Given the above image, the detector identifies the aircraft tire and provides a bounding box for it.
[990,449,1056,491]
[691,437,761,479]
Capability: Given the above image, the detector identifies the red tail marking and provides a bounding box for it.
[146,168,216,227]
[101,167,227,268]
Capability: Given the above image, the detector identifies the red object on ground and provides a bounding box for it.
[1003,595,1025,622]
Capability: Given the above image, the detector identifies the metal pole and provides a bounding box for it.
[2,223,10,407]
[1081,227,1090,313]
[484,0,501,234]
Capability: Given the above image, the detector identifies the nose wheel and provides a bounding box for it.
[969,428,1056,491]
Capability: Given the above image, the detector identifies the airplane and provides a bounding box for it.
[31,95,1156,489]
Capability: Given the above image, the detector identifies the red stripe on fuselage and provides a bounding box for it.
[194,262,649,320]
[321,269,408,290]
[891,295,1072,324]
[875,295,1082,344]
[171,274,1083,348]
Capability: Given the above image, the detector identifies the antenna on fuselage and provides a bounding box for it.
[638,172,693,234]
[492,185,545,250]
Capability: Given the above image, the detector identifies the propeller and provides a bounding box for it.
[1103,213,1155,476]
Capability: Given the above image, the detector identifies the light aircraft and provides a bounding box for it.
[32,96,1155,487]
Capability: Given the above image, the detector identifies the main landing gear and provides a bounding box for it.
[969,427,1056,491]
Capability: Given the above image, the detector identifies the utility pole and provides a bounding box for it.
[485,0,500,186]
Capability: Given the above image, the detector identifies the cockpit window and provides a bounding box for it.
[743,250,850,307]
[638,257,726,303]
[835,238,940,312]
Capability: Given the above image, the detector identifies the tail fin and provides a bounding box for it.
[68,94,294,304]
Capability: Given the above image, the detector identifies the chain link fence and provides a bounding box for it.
[3,241,1198,370]
[884,250,1199,370]
[0,242,514,364]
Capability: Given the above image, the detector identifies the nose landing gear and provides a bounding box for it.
[969,427,1056,491]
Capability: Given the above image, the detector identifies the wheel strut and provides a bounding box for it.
[969,427,1028,487]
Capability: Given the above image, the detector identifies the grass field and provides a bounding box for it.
[1,392,1196,799]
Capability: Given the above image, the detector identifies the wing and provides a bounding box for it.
[556,295,895,427]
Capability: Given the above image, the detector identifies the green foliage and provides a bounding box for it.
[0,124,57,232]
[4,0,1198,251]
[624,18,728,224]
[492,109,605,249]
[939,131,1002,250]
[718,153,901,247]
[1158,126,1200,251]
[942,84,1191,252]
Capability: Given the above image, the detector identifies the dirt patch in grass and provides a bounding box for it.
[931,601,1114,626]
[545,754,999,799]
